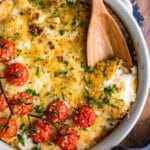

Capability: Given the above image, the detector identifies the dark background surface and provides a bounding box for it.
[122,0,150,147]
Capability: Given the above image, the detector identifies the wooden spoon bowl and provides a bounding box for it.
[87,0,133,67]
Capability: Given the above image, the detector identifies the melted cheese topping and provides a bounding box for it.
[0,0,137,150]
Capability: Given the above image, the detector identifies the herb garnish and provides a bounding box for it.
[102,98,110,104]
[104,84,117,96]
[54,70,67,77]
[80,62,85,69]
[53,12,60,18]
[19,123,27,134]
[33,105,44,115]
[17,49,22,55]
[26,89,40,96]
[89,101,102,108]
[30,0,46,8]
[102,98,119,110]
[17,134,25,146]
[19,123,25,130]
[35,57,43,62]
[36,67,40,76]
[66,0,74,6]
[59,30,66,36]
[53,95,60,101]
[14,32,20,37]
[63,60,69,66]
[45,92,50,96]
[119,99,124,102]
[110,57,118,61]
[31,34,36,41]
[109,104,119,109]
[86,66,94,73]
[32,147,40,150]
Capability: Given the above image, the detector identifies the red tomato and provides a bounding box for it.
[10,92,33,116]
[29,120,53,143]
[0,40,16,62]
[45,101,71,123]
[0,117,17,138]
[0,95,7,112]
[5,63,29,86]
[56,127,79,150]
[73,106,96,128]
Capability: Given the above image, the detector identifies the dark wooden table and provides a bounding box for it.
[122,0,150,147]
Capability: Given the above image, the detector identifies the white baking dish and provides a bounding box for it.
[0,0,149,150]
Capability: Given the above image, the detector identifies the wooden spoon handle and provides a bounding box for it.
[92,0,108,14]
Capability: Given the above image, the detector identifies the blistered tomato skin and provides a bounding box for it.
[45,100,71,123]
[5,63,29,86]
[0,40,16,62]
[56,127,79,150]
[0,117,17,138]
[73,106,96,128]
[29,120,53,143]
[0,95,7,112]
[10,92,33,116]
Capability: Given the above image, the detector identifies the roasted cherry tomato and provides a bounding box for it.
[45,100,71,123]
[73,106,96,128]
[56,127,79,150]
[0,40,16,62]
[0,117,17,138]
[10,92,33,116]
[0,95,7,112]
[5,63,29,86]
[29,120,53,143]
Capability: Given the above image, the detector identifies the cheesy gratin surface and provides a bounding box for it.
[0,0,137,150]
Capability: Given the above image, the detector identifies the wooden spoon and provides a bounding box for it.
[87,0,133,67]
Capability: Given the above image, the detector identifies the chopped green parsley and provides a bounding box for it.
[26,89,40,96]
[33,105,44,115]
[36,67,40,76]
[54,70,67,77]
[86,66,94,73]
[17,134,25,146]
[89,101,102,108]
[63,60,69,66]
[104,84,117,96]
[59,29,66,36]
